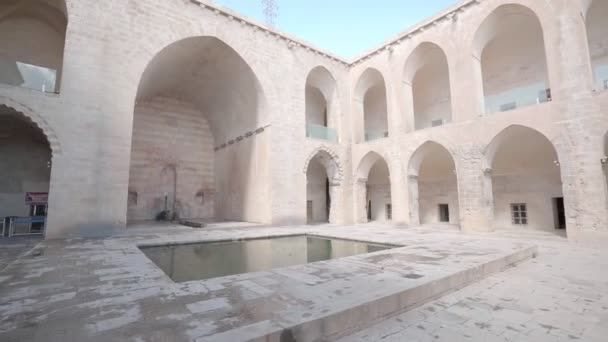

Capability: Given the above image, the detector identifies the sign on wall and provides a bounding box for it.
[25,192,48,205]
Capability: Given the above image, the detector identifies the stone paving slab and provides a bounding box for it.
[0,225,536,341]
[339,227,608,342]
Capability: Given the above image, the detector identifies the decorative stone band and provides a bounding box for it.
[213,124,271,151]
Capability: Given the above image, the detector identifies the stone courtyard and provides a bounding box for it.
[2,0,608,340]
[0,224,606,341]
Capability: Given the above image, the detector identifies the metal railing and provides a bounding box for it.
[306,123,338,142]
[7,216,46,238]
[365,130,389,142]
[595,64,608,90]
[484,81,550,114]
[0,57,58,93]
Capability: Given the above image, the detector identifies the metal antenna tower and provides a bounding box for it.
[262,0,278,26]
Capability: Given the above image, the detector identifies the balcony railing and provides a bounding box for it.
[0,57,57,93]
[365,130,389,142]
[306,123,338,142]
[595,64,608,91]
[484,81,550,114]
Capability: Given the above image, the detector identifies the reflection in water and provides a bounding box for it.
[141,236,394,282]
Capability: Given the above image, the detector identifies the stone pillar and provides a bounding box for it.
[328,178,342,225]
[550,4,608,242]
[402,81,416,132]
[457,148,494,232]
[354,178,368,224]
[407,175,420,226]
[390,163,409,224]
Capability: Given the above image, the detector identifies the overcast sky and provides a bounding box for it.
[213,0,459,59]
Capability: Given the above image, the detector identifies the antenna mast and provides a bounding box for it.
[262,0,278,26]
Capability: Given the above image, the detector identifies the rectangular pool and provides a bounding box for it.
[140,235,396,282]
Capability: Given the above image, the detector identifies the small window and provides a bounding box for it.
[500,102,517,112]
[386,204,392,220]
[431,119,444,127]
[511,203,528,225]
[604,80,608,90]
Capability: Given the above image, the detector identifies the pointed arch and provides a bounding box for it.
[305,66,339,141]
[407,141,459,226]
[129,35,269,223]
[484,124,565,232]
[354,68,389,142]
[303,146,343,183]
[473,4,551,114]
[0,0,68,93]
[0,97,61,156]
[585,0,608,90]
[403,42,453,130]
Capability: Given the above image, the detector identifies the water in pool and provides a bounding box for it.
[140,235,395,282]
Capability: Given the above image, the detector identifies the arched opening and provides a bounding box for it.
[586,0,608,90]
[355,152,391,223]
[473,5,551,114]
[305,150,341,224]
[408,142,459,226]
[305,66,339,142]
[403,43,452,130]
[354,69,388,142]
[486,125,564,233]
[0,105,52,237]
[128,37,269,225]
[0,0,67,93]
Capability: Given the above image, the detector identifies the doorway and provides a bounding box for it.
[553,197,566,230]
[439,204,450,223]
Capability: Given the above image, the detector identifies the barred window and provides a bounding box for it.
[511,203,528,225]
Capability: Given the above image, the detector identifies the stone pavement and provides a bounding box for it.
[0,224,536,341]
[339,227,608,342]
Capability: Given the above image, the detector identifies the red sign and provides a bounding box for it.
[25,192,48,205]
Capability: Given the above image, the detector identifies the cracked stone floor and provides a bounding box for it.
[339,228,608,342]
[0,223,605,341]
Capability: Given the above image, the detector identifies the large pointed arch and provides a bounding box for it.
[585,0,608,90]
[403,42,452,130]
[0,100,56,236]
[473,4,551,114]
[304,147,343,224]
[484,125,565,232]
[354,68,389,142]
[407,141,459,226]
[305,66,339,142]
[354,151,392,223]
[0,0,67,93]
[128,36,269,224]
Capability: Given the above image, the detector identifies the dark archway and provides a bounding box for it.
[408,141,459,226]
[0,105,53,236]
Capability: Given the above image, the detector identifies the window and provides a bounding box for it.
[431,119,444,127]
[604,80,608,90]
[511,203,528,225]
[386,204,392,220]
[500,102,517,112]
